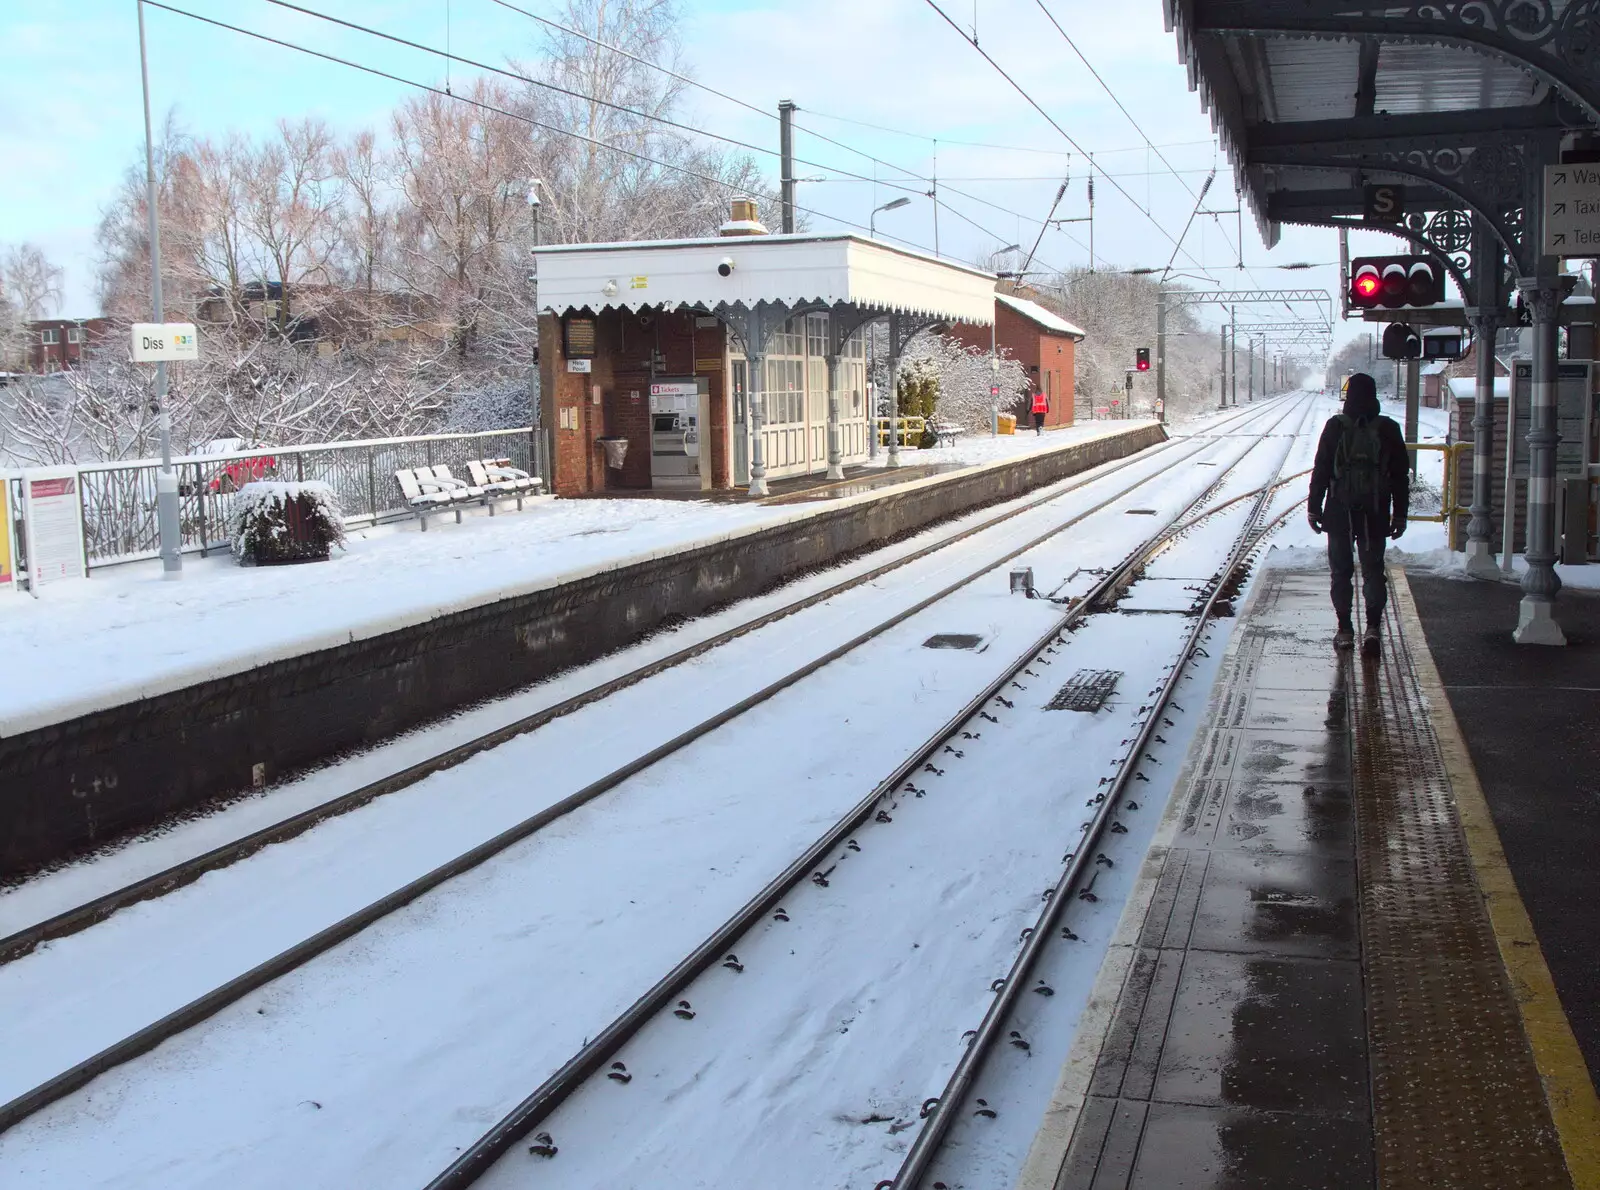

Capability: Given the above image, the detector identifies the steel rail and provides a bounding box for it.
[418,397,1310,1190]
[884,396,1315,1189]
[0,423,1253,968]
[0,408,1288,1138]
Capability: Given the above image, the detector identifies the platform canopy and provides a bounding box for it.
[1167,0,1591,279]
[533,233,997,326]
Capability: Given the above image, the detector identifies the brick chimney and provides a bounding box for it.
[719,198,769,237]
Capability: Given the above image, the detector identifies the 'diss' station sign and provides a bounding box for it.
[130,322,200,362]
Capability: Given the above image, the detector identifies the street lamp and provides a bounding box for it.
[138,0,180,579]
[526,179,544,246]
[870,196,912,238]
[866,197,913,459]
[988,245,1023,436]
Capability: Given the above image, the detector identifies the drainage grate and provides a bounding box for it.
[1125,508,1157,515]
[923,633,984,650]
[1046,669,1123,711]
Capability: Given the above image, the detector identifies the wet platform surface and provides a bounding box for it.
[1044,567,1573,1189]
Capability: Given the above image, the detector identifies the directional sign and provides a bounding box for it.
[1543,165,1600,256]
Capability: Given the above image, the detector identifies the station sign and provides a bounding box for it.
[1543,165,1600,256]
[130,323,199,362]
[1363,184,1404,223]
[649,381,699,397]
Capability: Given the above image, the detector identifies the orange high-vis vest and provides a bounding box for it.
[1031,392,1048,414]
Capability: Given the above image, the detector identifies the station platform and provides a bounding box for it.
[1022,560,1600,1189]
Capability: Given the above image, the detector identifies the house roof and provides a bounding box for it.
[1421,361,1450,376]
[996,292,1086,339]
[533,233,997,325]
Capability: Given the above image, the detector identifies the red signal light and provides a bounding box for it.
[1354,273,1380,300]
[1135,346,1150,371]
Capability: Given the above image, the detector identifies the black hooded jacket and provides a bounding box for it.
[1308,380,1410,519]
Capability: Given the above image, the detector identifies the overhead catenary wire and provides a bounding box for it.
[260,0,1071,269]
[139,1,946,254]
[918,0,1216,281]
[482,0,1077,267]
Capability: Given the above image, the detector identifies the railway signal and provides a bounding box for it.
[1349,256,1445,309]
[1381,322,1422,360]
[1135,347,1150,371]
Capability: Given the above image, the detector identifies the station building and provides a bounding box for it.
[534,202,997,496]
[946,292,1085,429]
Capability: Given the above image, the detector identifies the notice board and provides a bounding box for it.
[1510,360,1592,478]
[23,470,87,587]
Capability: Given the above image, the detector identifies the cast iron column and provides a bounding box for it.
[825,351,844,480]
[746,308,769,497]
[1513,271,1574,643]
[886,313,902,469]
[1466,226,1503,576]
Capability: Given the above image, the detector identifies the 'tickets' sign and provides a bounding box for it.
[23,470,87,587]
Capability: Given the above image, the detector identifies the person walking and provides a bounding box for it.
[1307,372,1410,655]
[1030,390,1048,434]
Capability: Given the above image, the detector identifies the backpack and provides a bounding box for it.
[1331,414,1386,509]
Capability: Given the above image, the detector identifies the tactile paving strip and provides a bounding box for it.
[1350,605,1572,1189]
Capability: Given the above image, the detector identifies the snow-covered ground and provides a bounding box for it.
[0,399,1300,1190]
[0,420,1143,737]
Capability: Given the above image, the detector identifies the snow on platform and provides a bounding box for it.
[0,420,1147,738]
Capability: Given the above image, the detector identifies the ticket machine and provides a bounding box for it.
[649,378,709,490]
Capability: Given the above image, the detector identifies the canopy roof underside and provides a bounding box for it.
[1165,0,1580,245]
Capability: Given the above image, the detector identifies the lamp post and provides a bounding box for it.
[991,245,1022,435]
[139,0,181,579]
[868,197,913,459]
[870,195,911,239]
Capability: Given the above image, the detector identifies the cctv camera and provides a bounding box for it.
[717,257,735,277]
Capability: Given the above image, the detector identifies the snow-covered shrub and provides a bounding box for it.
[228,480,346,565]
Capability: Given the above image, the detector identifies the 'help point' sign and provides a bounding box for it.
[130,323,200,362]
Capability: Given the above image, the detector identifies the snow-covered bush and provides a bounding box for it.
[228,480,346,565]
[889,334,1031,432]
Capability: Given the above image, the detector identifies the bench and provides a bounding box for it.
[929,421,965,448]
[395,468,466,530]
[466,459,539,513]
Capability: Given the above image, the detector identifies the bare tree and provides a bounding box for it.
[517,0,769,244]
[0,243,65,369]
[242,119,342,333]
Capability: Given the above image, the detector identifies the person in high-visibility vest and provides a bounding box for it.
[1030,390,1048,434]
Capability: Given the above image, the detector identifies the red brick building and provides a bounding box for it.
[25,318,112,372]
[946,292,1085,429]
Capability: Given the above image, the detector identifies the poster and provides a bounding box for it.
[1510,361,1591,479]
[0,477,14,591]
[23,469,87,587]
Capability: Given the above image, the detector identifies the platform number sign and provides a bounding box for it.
[1363,184,1404,223]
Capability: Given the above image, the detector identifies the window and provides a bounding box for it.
[67,327,86,344]
[40,329,59,344]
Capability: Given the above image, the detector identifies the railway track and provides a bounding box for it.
[0,402,1270,969]
[890,397,1316,1190]
[0,400,1293,1143]
[415,396,1314,1190]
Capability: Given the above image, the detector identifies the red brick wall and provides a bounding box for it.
[947,301,1077,428]
[540,308,734,494]
[541,311,618,496]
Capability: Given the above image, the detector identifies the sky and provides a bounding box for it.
[0,0,1400,357]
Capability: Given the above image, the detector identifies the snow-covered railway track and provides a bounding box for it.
[0,407,1274,974]
[0,405,1287,1148]
[418,397,1314,1190]
[896,398,1316,1190]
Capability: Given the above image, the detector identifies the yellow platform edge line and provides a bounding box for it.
[1391,566,1600,1190]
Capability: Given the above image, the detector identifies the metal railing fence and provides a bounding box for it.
[9,427,541,572]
